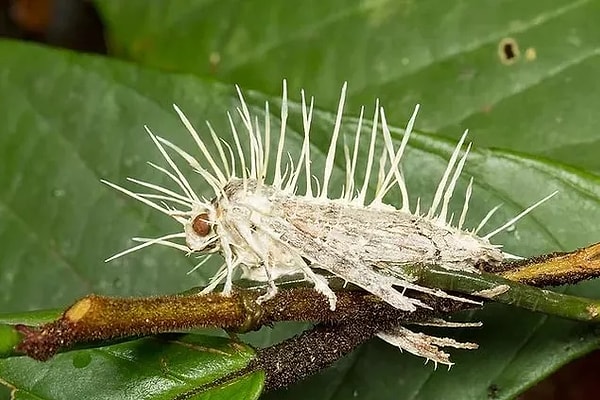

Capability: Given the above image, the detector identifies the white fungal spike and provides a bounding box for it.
[483,191,559,240]
[356,101,380,206]
[439,142,472,224]
[377,326,478,368]
[144,126,201,204]
[273,80,288,190]
[173,104,227,185]
[373,105,418,208]
[321,81,347,199]
[301,91,314,198]
[104,81,559,366]
[132,237,191,253]
[474,204,502,235]
[262,101,271,181]
[458,177,474,231]
[206,121,231,178]
[104,232,187,262]
[428,129,470,219]
[345,106,364,202]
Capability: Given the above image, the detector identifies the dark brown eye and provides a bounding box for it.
[192,213,210,237]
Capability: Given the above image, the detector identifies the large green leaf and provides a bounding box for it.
[96,0,600,173]
[1,3,600,395]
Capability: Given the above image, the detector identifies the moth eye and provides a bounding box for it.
[192,213,210,237]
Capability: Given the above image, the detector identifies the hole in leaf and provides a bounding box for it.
[498,38,520,65]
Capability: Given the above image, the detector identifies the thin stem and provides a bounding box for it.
[406,263,600,322]
[5,288,451,361]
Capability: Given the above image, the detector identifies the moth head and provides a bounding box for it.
[185,209,219,253]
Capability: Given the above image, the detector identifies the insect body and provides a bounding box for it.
[102,81,555,366]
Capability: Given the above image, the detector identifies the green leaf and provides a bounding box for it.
[2,337,261,400]
[0,40,265,399]
[90,2,600,398]
[0,312,261,400]
[96,0,600,174]
[2,0,600,395]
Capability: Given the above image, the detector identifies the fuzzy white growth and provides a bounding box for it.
[377,326,479,369]
[321,82,347,199]
[104,81,558,365]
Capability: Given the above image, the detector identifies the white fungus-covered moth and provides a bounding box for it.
[102,81,555,366]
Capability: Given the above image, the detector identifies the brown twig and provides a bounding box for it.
[14,287,465,361]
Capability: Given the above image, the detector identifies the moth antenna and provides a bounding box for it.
[155,136,223,195]
[173,104,227,184]
[132,237,191,253]
[273,79,288,190]
[458,177,474,230]
[483,191,558,240]
[357,100,379,205]
[206,121,231,178]
[105,232,187,262]
[428,129,469,219]
[321,81,348,199]
[415,197,421,215]
[128,174,196,205]
[346,105,364,202]
[226,111,248,191]
[438,142,472,224]
[145,126,200,203]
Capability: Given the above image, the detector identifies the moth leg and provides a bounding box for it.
[200,263,227,294]
[257,261,278,303]
[221,242,236,296]
[223,266,233,295]
[299,263,337,310]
